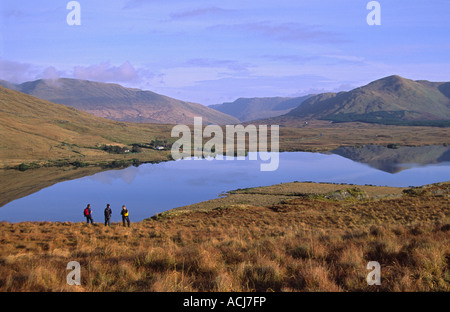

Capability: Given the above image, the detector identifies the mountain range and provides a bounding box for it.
[0,78,239,125]
[285,75,450,126]
[209,95,312,122]
[1,75,450,127]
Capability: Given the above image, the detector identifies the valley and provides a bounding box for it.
[0,74,449,294]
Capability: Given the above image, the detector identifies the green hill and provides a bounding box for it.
[287,75,450,126]
[0,78,239,125]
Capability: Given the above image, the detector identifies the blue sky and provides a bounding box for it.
[1,0,449,104]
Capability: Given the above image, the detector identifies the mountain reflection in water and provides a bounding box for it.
[0,148,449,222]
[331,145,450,173]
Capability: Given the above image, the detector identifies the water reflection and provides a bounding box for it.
[0,149,449,222]
[331,145,450,173]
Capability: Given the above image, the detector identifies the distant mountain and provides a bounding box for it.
[209,95,312,122]
[0,78,239,125]
[286,75,450,126]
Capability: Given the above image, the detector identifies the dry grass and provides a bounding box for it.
[0,182,448,292]
[171,182,405,213]
[0,85,177,169]
[273,120,450,152]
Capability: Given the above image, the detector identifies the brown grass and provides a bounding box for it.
[0,182,448,292]
[170,182,405,214]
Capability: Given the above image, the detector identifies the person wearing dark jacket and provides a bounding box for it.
[121,205,130,227]
[84,204,94,225]
[104,204,112,226]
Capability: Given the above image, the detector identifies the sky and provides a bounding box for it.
[1,0,450,105]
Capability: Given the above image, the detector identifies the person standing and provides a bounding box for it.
[84,204,94,225]
[104,204,112,226]
[121,205,130,227]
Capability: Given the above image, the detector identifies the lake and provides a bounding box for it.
[1,146,449,222]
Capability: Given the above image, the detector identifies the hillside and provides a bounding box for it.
[286,75,450,126]
[210,95,312,122]
[0,86,173,168]
[0,78,239,125]
[3,84,450,169]
[0,182,448,292]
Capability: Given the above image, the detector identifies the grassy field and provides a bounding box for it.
[4,119,449,170]
[1,182,448,292]
[168,182,406,214]
[275,119,450,152]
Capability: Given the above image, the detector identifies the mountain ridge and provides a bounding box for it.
[209,95,313,122]
[0,85,173,168]
[285,75,450,126]
[0,78,240,125]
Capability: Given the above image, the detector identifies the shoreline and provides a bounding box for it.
[1,180,448,224]
[0,181,448,291]
[2,141,449,171]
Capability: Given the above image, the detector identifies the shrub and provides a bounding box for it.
[71,160,88,168]
[241,262,282,292]
[387,143,400,149]
[16,162,41,171]
[100,145,130,154]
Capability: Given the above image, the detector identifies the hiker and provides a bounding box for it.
[121,205,130,227]
[104,204,112,226]
[84,204,94,225]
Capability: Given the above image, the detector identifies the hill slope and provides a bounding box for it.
[0,78,239,125]
[0,86,173,168]
[286,75,450,126]
[1,182,448,291]
[210,95,312,122]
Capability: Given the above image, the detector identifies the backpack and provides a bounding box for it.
[84,208,90,217]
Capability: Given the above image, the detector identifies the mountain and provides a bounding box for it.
[209,95,312,122]
[286,75,450,126]
[0,78,239,125]
[0,86,173,168]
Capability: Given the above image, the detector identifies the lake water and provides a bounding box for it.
[1,149,449,223]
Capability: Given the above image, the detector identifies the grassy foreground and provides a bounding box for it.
[0,182,448,292]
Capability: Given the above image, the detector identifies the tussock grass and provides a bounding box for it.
[0,183,449,292]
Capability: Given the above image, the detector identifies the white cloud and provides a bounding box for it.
[211,21,346,43]
[170,7,232,19]
[0,58,37,83]
[42,66,60,80]
[73,61,140,83]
